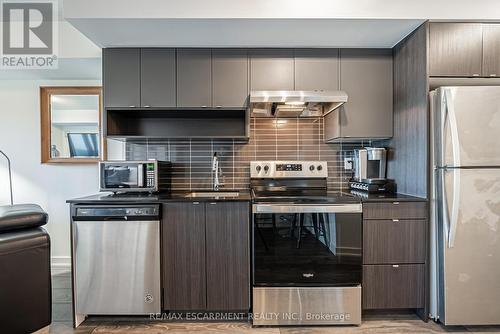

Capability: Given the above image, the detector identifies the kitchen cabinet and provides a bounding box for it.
[162,202,206,310]
[177,49,212,108]
[103,48,141,108]
[212,49,249,108]
[429,23,483,77]
[250,49,294,91]
[205,202,250,310]
[363,219,426,264]
[363,264,425,309]
[482,24,500,77]
[363,201,427,220]
[294,49,339,91]
[140,49,176,108]
[162,201,250,311]
[324,49,393,142]
[362,200,427,310]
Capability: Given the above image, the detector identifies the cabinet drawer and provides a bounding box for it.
[363,219,426,264]
[363,201,427,220]
[362,264,424,309]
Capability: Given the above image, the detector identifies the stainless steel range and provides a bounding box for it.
[250,161,362,326]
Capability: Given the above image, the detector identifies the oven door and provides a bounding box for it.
[252,204,362,287]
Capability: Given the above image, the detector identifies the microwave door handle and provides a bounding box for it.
[137,165,144,187]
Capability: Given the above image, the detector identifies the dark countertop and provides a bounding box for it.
[342,191,427,202]
[67,190,425,205]
[67,190,252,204]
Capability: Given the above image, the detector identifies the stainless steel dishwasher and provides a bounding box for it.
[72,204,161,319]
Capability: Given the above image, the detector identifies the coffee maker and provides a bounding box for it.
[350,147,396,193]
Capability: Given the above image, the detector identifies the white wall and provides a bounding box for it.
[0,80,101,268]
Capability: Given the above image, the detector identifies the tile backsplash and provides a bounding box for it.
[126,118,369,191]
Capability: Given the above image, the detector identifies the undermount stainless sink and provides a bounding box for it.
[185,191,240,198]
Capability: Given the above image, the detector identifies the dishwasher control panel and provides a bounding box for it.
[74,205,160,219]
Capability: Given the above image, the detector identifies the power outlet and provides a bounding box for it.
[344,158,353,170]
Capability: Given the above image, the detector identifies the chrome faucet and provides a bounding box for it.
[212,152,222,191]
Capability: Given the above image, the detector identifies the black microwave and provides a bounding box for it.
[99,160,171,193]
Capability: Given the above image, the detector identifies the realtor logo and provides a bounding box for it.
[1,0,58,69]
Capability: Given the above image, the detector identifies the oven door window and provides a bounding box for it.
[104,165,140,188]
[253,212,362,286]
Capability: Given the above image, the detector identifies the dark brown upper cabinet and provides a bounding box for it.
[429,23,483,77]
[325,49,393,142]
[212,49,249,108]
[482,24,500,77]
[177,49,212,108]
[140,49,176,108]
[250,49,294,91]
[294,49,339,91]
[103,48,141,108]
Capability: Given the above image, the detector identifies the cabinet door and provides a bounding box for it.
[177,49,212,108]
[141,49,176,107]
[206,202,250,310]
[363,219,426,264]
[482,24,500,77]
[212,49,249,108]
[429,23,483,77]
[103,48,140,108]
[363,264,425,309]
[162,202,206,310]
[294,49,339,91]
[363,201,427,220]
[250,49,294,91]
[337,49,393,140]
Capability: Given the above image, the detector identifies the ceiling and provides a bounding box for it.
[65,18,424,49]
[63,0,500,49]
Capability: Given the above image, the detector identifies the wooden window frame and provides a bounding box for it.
[40,86,105,164]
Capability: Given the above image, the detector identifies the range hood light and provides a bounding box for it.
[250,90,348,118]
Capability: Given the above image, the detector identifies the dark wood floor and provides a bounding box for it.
[49,272,500,334]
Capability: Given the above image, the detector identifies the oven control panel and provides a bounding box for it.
[250,161,328,178]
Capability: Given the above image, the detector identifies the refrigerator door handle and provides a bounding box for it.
[442,167,461,248]
[444,89,461,169]
[440,168,451,246]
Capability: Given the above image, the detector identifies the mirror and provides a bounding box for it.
[41,87,103,163]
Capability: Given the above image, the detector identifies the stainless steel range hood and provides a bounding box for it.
[250,90,348,118]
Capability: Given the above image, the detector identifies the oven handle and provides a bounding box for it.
[252,203,362,214]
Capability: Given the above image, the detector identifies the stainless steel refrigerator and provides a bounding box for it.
[430,86,500,325]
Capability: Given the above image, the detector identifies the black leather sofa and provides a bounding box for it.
[0,204,51,334]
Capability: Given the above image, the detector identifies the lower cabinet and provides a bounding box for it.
[162,201,250,311]
[362,200,427,310]
[363,264,425,309]
[162,202,206,310]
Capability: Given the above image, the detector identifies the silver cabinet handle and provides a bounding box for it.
[215,105,222,108]
[392,265,400,268]
[209,202,217,205]
[143,105,151,108]
[490,74,497,77]
[193,202,200,205]
[393,202,399,205]
[128,105,136,108]
[201,105,208,108]
[472,74,480,77]
[392,219,400,222]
